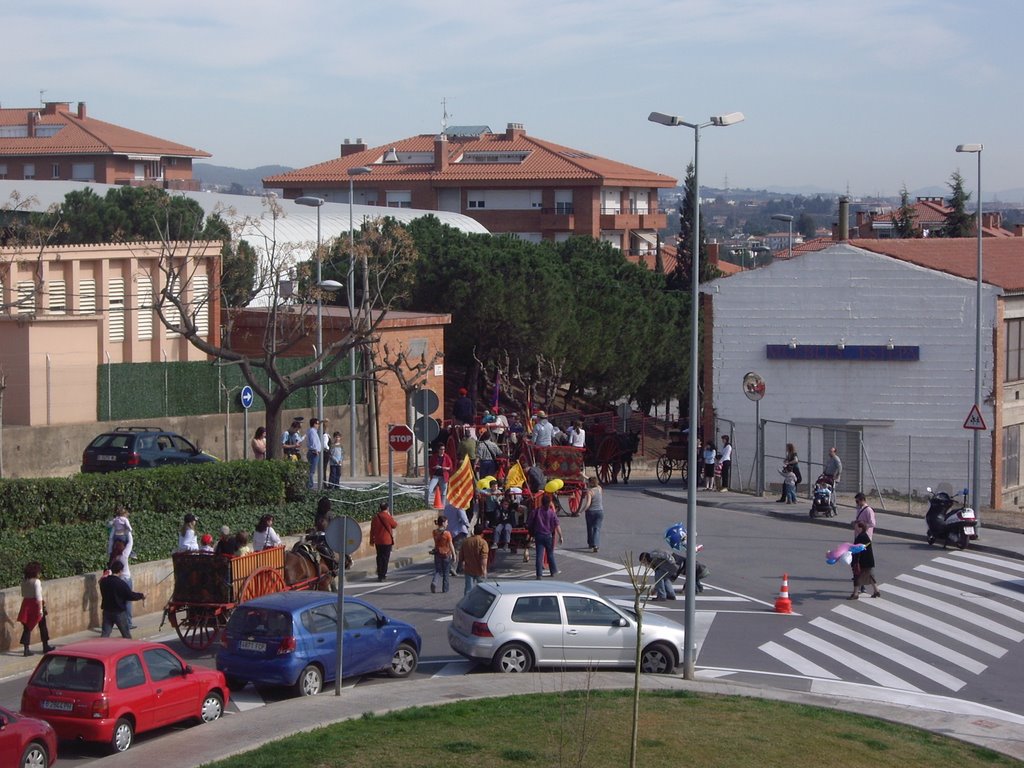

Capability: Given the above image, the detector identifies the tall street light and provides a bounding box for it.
[956,143,983,510]
[649,109,744,680]
[347,166,372,478]
[771,213,794,259]
[295,195,326,489]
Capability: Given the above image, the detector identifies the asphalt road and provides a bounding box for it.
[4,479,1023,764]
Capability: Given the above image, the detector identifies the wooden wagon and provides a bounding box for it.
[656,431,689,484]
[163,546,315,650]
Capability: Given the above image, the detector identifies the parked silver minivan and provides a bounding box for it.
[447,580,686,673]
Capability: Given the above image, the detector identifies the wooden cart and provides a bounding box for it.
[163,546,314,650]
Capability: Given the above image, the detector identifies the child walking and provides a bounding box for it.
[779,466,797,504]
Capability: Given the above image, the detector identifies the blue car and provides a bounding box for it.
[215,592,421,697]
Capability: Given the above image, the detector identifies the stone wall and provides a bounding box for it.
[0,507,436,651]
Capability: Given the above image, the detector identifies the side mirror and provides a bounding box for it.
[377,616,389,628]
[183,664,194,675]
[616,618,629,628]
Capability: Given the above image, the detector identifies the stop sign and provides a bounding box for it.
[388,424,415,452]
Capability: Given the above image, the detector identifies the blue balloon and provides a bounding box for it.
[665,523,687,551]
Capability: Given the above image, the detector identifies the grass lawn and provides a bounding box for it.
[203,689,1021,768]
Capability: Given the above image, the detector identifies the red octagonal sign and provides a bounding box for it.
[388,424,415,451]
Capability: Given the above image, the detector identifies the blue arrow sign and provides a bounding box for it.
[240,385,254,410]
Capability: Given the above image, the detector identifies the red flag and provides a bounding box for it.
[447,455,475,510]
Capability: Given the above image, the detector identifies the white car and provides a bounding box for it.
[447,580,686,673]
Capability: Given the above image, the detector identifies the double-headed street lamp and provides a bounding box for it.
[771,213,794,260]
[347,166,372,478]
[294,196,341,490]
[648,109,744,680]
[956,142,984,510]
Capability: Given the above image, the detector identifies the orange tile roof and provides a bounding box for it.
[0,103,210,159]
[264,128,676,187]
[852,238,1024,292]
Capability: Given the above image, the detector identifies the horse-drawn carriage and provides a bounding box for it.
[163,545,329,650]
[656,430,689,484]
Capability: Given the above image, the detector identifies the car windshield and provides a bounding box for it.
[227,607,293,637]
[458,587,497,619]
[31,654,105,692]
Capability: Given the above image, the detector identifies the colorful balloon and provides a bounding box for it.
[544,478,564,493]
[665,523,687,551]
[825,542,866,565]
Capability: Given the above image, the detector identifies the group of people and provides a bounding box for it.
[777,444,843,503]
[249,419,346,490]
[701,435,733,492]
[176,512,282,557]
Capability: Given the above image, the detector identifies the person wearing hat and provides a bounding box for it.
[532,411,554,447]
[489,406,509,447]
[214,525,239,557]
[198,533,215,553]
[453,387,474,425]
[177,513,200,552]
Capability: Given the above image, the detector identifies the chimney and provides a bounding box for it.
[77,102,87,119]
[42,102,69,115]
[505,122,525,140]
[434,133,449,172]
[836,196,850,241]
[1015,224,1024,238]
[339,138,368,158]
[27,110,39,138]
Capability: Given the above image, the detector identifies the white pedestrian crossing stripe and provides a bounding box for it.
[758,550,1024,694]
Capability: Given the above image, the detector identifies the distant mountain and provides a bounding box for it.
[193,163,293,194]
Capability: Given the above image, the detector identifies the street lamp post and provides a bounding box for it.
[649,109,744,680]
[771,213,794,259]
[295,195,326,489]
[347,166,372,478]
[956,143,984,510]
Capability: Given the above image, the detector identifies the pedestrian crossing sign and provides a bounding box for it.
[963,404,987,430]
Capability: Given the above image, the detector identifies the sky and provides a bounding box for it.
[5,0,1023,200]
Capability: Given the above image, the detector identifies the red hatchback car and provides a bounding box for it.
[0,704,57,768]
[20,639,228,753]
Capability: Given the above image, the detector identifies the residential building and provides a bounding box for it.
[851,196,1020,239]
[0,101,210,190]
[264,123,675,259]
[704,235,1024,512]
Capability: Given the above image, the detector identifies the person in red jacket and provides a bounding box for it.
[427,444,454,506]
[369,502,399,582]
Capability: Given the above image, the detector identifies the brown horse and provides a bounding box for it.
[284,548,336,591]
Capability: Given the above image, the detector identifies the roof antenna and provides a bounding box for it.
[441,97,453,134]
[39,89,47,105]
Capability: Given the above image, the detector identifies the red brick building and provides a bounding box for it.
[0,101,210,191]
[264,123,675,259]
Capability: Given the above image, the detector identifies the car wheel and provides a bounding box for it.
[19,741,49,768]
[110,717,134,753]
[492,642,533,673]
[225,676,247,692]
[389,642,419,678]
[200,691,224,723]
[641,643,676,674]
[294,664,323,697]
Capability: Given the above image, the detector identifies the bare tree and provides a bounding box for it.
[1,191,62,315]
[381,341,443,473]
[142,197,416,457]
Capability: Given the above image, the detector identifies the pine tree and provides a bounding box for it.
[891,185,918,238]
[669,162,716,290]
[939,171,975,238]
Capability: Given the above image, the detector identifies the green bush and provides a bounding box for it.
[0,460,309,531]
[0,474,425,588]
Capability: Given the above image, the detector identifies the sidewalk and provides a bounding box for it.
[6,489,1024,766]
[642,485,1024,561]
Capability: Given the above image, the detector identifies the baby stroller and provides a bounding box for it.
[810,474,837,518]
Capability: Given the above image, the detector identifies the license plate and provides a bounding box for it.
[238,640,266,652]
[964,526,976,536]
[99,455,117,462]
[42,700,73,712]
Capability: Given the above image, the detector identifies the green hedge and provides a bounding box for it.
[0,463,424,588]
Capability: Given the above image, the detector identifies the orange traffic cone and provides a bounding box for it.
[433,487,444,509]
[774,573,793,614]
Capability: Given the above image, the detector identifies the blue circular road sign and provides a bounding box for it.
[240,385,255,410]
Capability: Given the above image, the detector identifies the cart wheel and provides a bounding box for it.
[170,606,223,651]
[239,566,287,603]
[656,456,673,484]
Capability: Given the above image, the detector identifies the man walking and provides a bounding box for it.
[458,524,489,595]
[427,445,454,506]
[824,447,843,485]
[307,418,324,489]
[100,560,145,638]
[854,492,876,538]
[369,502,398,582]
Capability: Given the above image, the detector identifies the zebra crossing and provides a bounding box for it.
[758,550,1024,694]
